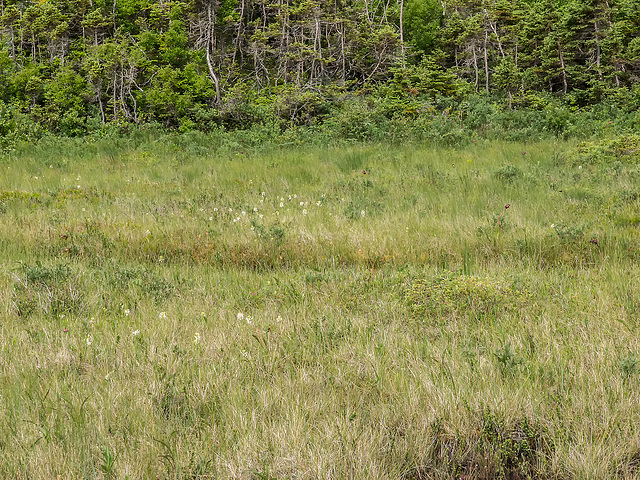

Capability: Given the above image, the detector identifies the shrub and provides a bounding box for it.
[405,271,531,322]
[11,263,84,318]
[567,134,640,166]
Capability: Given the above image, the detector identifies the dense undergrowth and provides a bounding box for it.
[3,91,640,152]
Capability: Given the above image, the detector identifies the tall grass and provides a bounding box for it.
[1,134,639,478]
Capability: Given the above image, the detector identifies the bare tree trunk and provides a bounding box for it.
[112,0,117,31]
[399,0,405,68]
[310,14,322,85]
[278,0,290,86]
[232,0,245,67]
[483,30,489,92]
[594,21,603,81]
[341,22,346,85]
[119,68,128,119]
[10,27,16,68]
[206,5,222,105]
[382,0,392,24]
[486,11,504,58]
[558,42,567,94]
[363,0,371,23]
[472,44,478,91]
[113,73,117,118]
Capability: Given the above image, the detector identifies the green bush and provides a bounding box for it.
[568,134,640,166]
[405,271,531,322]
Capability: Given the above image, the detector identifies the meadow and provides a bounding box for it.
[1,132,639,479]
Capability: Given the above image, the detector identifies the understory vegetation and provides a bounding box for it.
[1,133,639,478]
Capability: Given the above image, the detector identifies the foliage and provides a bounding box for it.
[0,0,638,141]
[405,271,531,321]
[568,134,640,165]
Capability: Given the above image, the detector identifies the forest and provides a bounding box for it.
[0,0,639,143]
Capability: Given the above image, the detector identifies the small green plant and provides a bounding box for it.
[268,225,286,244]
[494,164,521,182]
[100,446,117,480]
[620,354,639,381]
[493,342,522,376]
[102,262,175,303]
[553,223,586,243]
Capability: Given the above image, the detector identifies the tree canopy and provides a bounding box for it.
[0,0,639,136]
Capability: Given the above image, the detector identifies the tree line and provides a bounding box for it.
[0,0,639,136]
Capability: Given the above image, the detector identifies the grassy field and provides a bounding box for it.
[1,133,639,479]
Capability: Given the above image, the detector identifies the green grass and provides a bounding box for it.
[1,134,640,479]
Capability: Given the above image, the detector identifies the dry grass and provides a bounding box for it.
[0,135,639,478]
